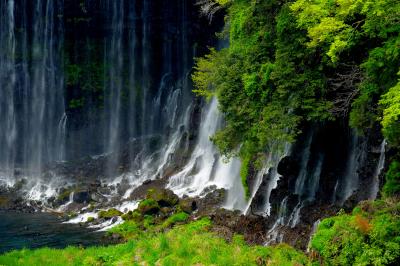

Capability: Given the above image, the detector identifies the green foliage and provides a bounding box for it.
[68,98,85,109]
[161,212,189,229]
[98,208,123,219]
[193,1,331,194]
[108,220,142,239]
[291,0,400,135]
[193,0,400,197]
[240,154,251,199]
[86,216,95,223]
[0,218,309,265]
[121,210,142,222]
[311,199,400,265]
[138,199,160,215]
[64,40,106,110]
[380,79,400,145]
[383,161,400,197]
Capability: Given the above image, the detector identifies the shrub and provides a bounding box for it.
[383,161,400,197]
[311,199,400,265]
[138,199,160,215]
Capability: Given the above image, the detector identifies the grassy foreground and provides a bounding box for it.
[0,218,308,266]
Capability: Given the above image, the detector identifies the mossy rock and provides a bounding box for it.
[122,210,142,222]
[67,212,78,219]
[98,208,123,219]
[160,207,173,215]
[179,198,198,214]
[86,216,95,223]
[146,188,179,207]
[57,189,74,202]
[0,196,12,208]
[138,199,160,215]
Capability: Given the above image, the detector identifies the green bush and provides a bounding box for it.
[311,199,400,265]
[383,161,400,197]
[138,199,160,215]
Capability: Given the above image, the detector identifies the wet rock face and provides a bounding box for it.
[247,120,386,250]
[179,198,198,214]
[0,189,35,213]
[73,191,91,204]
[209,209,269,245]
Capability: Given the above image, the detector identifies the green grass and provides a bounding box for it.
[0,218,309,266]
[161,212,189,228]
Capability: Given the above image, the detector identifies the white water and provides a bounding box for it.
[265,196,288,245]
[168,98,247,211]
[0,0,65,184]
[294,132,313,196]
[370,140,386,199]
[104,0,124,176]
[307,219,320,252]
[336,131,367,204]
[244,143,290,216]
[65,200,139,230]
[65,212,98,224]
[57,192,75,212]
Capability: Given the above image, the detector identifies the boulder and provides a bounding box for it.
[98,208,123,219]
[179,198,198,213]
[146,188,179,207]
[138,199,160,215]
[90,192,108,203]
[73,190,90,204]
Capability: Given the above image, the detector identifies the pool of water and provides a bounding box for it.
[0,212,107,254]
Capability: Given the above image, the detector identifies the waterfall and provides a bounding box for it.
[267,130,324,230]
[0,0,17,185]
[104,0,124,176]
[168,98,247,211]
[265,196,288,245]
[335,131,367,204]
[287,152,324,227]
[307,219,320,252]
[370,140,386,199]
[243,143,290,216]
[294,132,313,196]
[0,0,65,184]
[58,191,75,212]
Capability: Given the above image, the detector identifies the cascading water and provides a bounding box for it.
[244,144,290,216]
[370,140,386,199]
[0,0,65,190]
[168,98,247,211]
[335,131,367,204]
[104,0,124,176]
[0,0,17,185]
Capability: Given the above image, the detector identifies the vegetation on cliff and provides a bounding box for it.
[193,0,400,195]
